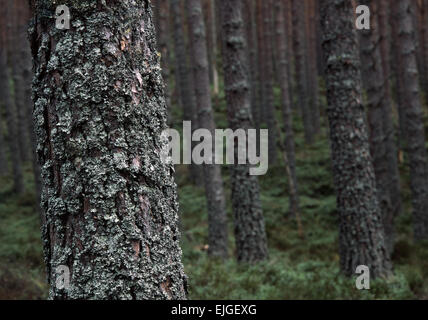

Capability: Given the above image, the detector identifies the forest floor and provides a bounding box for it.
[1,86,428,299]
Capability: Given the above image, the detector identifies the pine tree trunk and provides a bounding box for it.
[395,0,428,240]
[203,0,219,96]
[292,0,313,144]
[243,0,260,130]
[260,0,278,164]
[320,0,392,278]
[171,0,204,185]
[305,0,321,134]
[0,113,7,176]
[30,0,187,299]
[154,0,172,120]
[0,48,24,194]
[8,0,30,163]
[274,0,299,217]
[219,0,268,263]
[186,0,229,258]
[359,0,401,255]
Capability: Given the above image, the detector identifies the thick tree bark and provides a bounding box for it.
[394,0,428,240]
[0,48,24,194]
[320,0,392,278]
[170,0,204,185]
[219,0,268,263]
[186,0,229,258]
[274,0,299,217]
[359,0,401,255]
[292,0,313,144]
[30,0,187,299]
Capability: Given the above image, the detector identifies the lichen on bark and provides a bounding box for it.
[30,0,187,299]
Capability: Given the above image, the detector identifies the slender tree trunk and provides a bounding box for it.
[305,0,321,134]
[260,0,278,164]
[394,0,428,240]
[154,0,172,120]
[243,0,260,130]
[219,0,268,263]
[255,0,266,125]
[203,0,219,97]
[171,0,203,185]
[320,0,392,278]
[274,0,299,217]
[0,48,24,194]
[7,0,30,163]
[30,0,187,299]
[292,0,313,144]
[186,0,229,258]
[359,0,401,255]
[0,113,7,176]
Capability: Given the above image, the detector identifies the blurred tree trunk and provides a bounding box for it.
[284,0,295,111]
[0,113,7,176]
[243,0,260,130]
[274,0,299,217]
[30,0,187,299]
[219,0,268,263]
[154,0,172,120]
[186,0,229,258]
[203,0,219,97]
[305,0,320,134]
[359,0,401,255]
[0,43,24,194]
[292,0,313,144]
[394,0,428,240]
[7,0,30,163]
[320,0,392,278]
[260,0,278,164]
[390,3,407,148]
[171,0,204,185]
[255,0,265,125]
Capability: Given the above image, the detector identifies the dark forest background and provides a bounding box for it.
[1,0,428,299]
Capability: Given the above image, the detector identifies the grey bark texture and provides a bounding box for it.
[274,0,299,217]
[0,112,7,176]
[394,0,428,240]
[359,0,401,255]
[186,0,229,258]
[219,0,268,263]
[320,0,392,278]
[30,0,187,299]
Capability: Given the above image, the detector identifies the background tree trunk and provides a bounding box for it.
[171,0,204,185]
[30,0,187,299]
[395,0,428,241]
[186,0,229,258]
[274,0,299,217]
[320,0,392,278]
[219,0,268,263]
[292,0,313,144]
